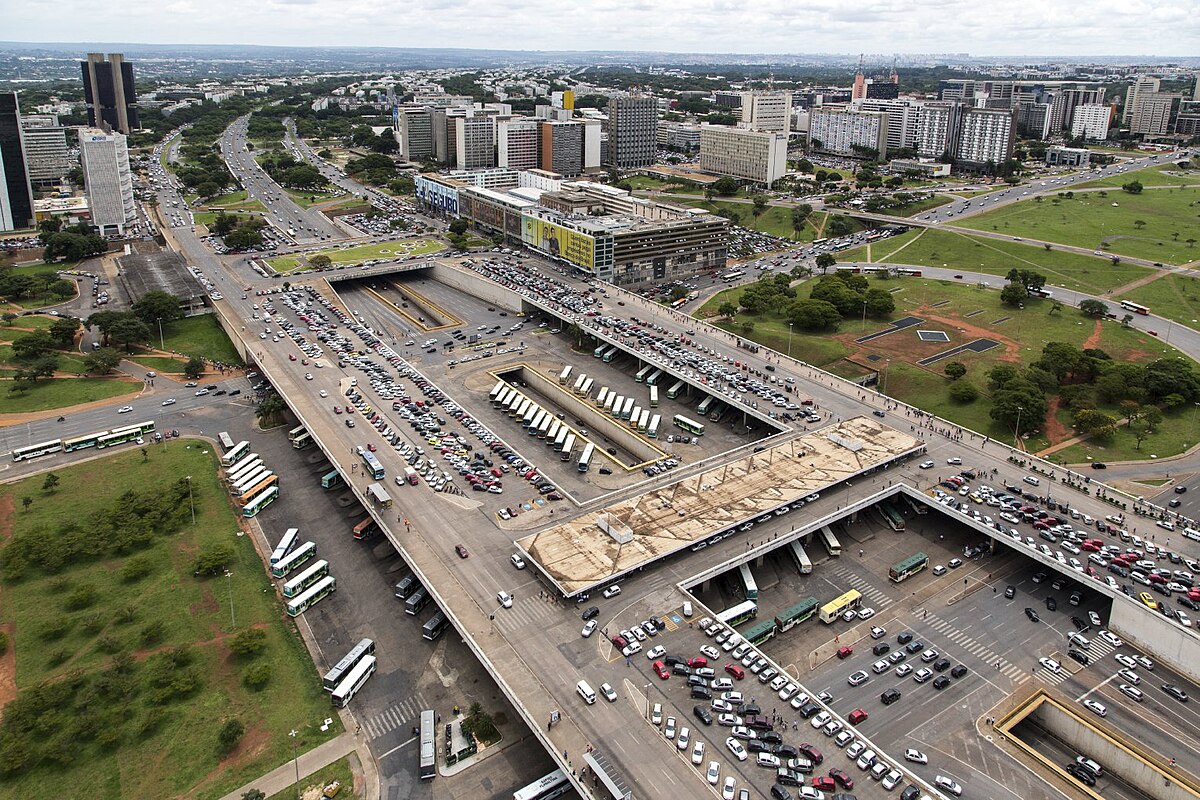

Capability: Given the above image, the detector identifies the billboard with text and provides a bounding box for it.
[521,216,595,271]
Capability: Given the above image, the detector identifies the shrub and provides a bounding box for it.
[229,628,268,658]
[96,634,122,654]
[80,611,105,635]
[218,719,245,754]
[115,604,137,625]
[47,649,70,667]
[38,617,73,641]
[119,554,154,583]
[139,620,166,646]
[192,542,235,576]
[242,661,272,691]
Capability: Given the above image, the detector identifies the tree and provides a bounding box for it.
[751,194,768,217]
[241,791,267,800]
[42,473,60,493]
[863,288,895,318]
[788,298,841,331]
[132,291,183,326]
[195,180,222,200]
[712,177,739,196]
[192,543,235,576]
[106,316,151,350]
[256,393,286,426]
[990,379,1047,432]
[84,347,122,375]
[211,212,238,236]
[999,282,1028,306]
[448,218,470,236]
[1138,404,1164,433]
[48,317,80,348]
[218,719,245,754]
[791,204,812,237]
[1133,219,1146,230]
[944,362,967,380]
[1122,180,1144,194]
[282,164,324,189]
[308,254,332,268]
[1073,408,1117,438]
[1049,301,1064,315]
[224,227,263,250]
[38,217,63,238]
[11,330,54,361]
[948,381,979,403]
[183,356,205,380]
[718,301,738,318]
[814,253,836,274]
[1079,299,1107,318]
[21,496,31,512]
[1144,358,1200,402]
[669,284,689,302]
[229,628,268,658]
[242,661,272,690]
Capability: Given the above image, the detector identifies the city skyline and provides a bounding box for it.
[5,0,1200,58]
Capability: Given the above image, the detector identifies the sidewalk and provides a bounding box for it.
[219,731,357,800]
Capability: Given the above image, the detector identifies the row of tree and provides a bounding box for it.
[720,272,896,332]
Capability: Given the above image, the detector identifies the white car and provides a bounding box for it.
[701,645,721,660]
[811,711,831,729]
[722,776,736,800]
[161,398,176,406]
[1119,684,1144,702]
[496,591,513,608]
[646,645,666,660]
[117,405,134,414]
[676,727,691,750]
[706,760,721,785]
[1114,653,1138,669]
[581,620,597,638]
[757,752,781,768]
[600,682,618,703]
[904,748,928,764]
[1083,698,1107,717]
[857,607,876,620]
[691,741,705,765]
[935,775,963,796]
[664,717,677,739]
[621,641,641,657]
[1098,629,1123,647]
[726,737,748,761]
[919,460,935,469]
[603,585,621,598]
[946,457,962,465]
[651,703,663,726]
[319,389,328,397]
[1039,657,1062,674]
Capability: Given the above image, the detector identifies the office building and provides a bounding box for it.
[454,116,495,170]
[1071,104,1111,141]
[604,95,657,169]
[78,128,134,236]
[399,108,434,162]
[939,79,1014,109]
[497,117,540,171]
[889,158,951,177]
[0,92,35,231]
[657,121,702,151]
[541,121,584,177]
[1015,102,1052,139]
[81,53,139,133]
[582,120,602,172]
[808,106,888,159]
[1124,78,1181,137]
[1045,146,1090,168]
[915,102,960,160]
[20,114,75,183]
[955,108,1015,168]
[740,91,790,134]
[854,99,919,153]
[698,124,788,186]
[1049,87,1105,133]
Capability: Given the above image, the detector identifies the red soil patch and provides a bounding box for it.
[1082,319,1104,351]
[0,623,16,712]
[1041,395,1073,447]
[0,494,14,545]
[184,723,272,800]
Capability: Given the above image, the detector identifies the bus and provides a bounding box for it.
[232,467,271,496]
[352,516,379,540]
[330,652,374,707]
[721,270,746,282]
[288,574,336,618]
[62,432,104,452]
[560,433,577,461]
[494,387,513,409]
[512,769,570,800]
[546,420,561,443]
[322,638,375,691]
[775,597,819,632]
[12,439,63,462]
[243,486,279,518]
[419,709,436,780]
[405,586,431,615]
[818,525,841,557]
[217,432,236,452]
[635,365,653,383]
[789,540,813,575]
[889,552,929,583]
[288,425,307,442]
[744,618,777,646]
[738,563,759,601]
[221,440,249,466]
[422,609,450,641]
[552,426,569,449]
[593,344,607,358]
[596,388,609,408]
[670,297,687,309]
[239,474,279,506]
[637,409,650,432]
[537,415,553,439]
[629,405,643,429]
[358,447,385,480]
[696,396,714,416]
[649,384,659,408]
[818,589,862,624]
[228,459,264,488]
[292,431,313,450]
[321,469,344,489]
[1120,300,1150,316]
[647,414,661,439]
[270,528,300,566]
[572,373,587,394]
[646,368,663,386]
[528,410,546,434]
[716,600,758,627]
[604,393,619,415]
[227,452,260,479]
[579,377,594,397]
[282,559,330,598]
[515,398,531,420]
[508,394,524,416]
[578,442,595,473]
[602,346,619,363]
[490,380,506,402]
[272,541,317,578]
[621,398,635,420]
[708,401,727,423]
[673,414,705,436]
[522,404,540,427]
[559,365,573,385]
[666,379,686,400]
[812,238,828,246]
[97,423,154,448]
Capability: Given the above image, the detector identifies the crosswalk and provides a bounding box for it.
[924,612,1029,685]
[492,597,563,634]
[827,564,894,610]
[361,691,430,739]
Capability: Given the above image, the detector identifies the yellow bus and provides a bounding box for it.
[818,589,862,624]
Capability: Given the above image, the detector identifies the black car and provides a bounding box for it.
[1025,607,1040,622]
[690,686,712,700]
[693,705,713,726]
[901,787,921,800]
[1090,462,1107,470]
[905,640,925,654]
[933,658,951,672]
[1068,649,1090,666]
[933,676,951,690]
[873,643,891,656]
[1175,485,1188,494]
[1046,596,1058,611]
[1066,763,1097,786]
[798,701,821,718]
[1004,585,1016,599]
[951,665,968,679]
[881,688,902,705]
[741,703,762,717]
[1162,684,1189,702]
[1178,596,1200,611]
[581,606,600,621]
[664,655,687,667]
[1071,616,1090,631]
[771,783,794,800]
[760,730,784,745]
[897,631,914,645]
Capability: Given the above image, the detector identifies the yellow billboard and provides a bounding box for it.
[563,90,575,111]
[522,216,595,271]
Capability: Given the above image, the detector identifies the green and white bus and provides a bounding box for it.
[282,559,330,598]
[649,384,659,408]
[889,552,929,583]
[97,422,154,449]
[673,414,705,436]
[242,486,279,518]
[288,574,336,619]
[321,469,344,489]
[666,379,686,399]
[635,365,653,383]
[272,541,316,578]
[62,432,104,452]
[330,651,373,707]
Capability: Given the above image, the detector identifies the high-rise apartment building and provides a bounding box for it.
[915,103,960,160]
[954,108,1015,167]
[1124,78,1181,137]
[497,118,540,171]
[541,121,584,177]
[19,114,74,184]
[1049,87,1105,133]
[853,99,919,153]
[454,116,495,170]
[604,95,657,169]
[1071,104,1111,141]
[808,106,888,159]
[78,128,134,236]
[0,92,35,231]
[698,124,787,186]
[81,53,139,134]
[740,91,791,134]
[399,109,434,162]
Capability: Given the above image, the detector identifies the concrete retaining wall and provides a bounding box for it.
[429,262,519,312]
[1110,598,1200,685]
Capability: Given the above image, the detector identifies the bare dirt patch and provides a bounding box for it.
[1082,319,1104,351]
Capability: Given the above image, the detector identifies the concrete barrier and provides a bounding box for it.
[429,262,520,312]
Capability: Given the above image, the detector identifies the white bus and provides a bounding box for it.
[323,638,375,691]
[536,415,553,439]
[546,420,562,444]
[226,452,260,480]
[629,405,643,428]
[515,398,531,419]
[217,432,235,451]
[646,368,663,386]
[528,409,546,433]
[596,387,609,408]
[578,442,595,473]
[419,709,436,780]
[572,373,587,394]
[494,386,513,409]
[282,559,330,598]
[489,380,506,402]
[638,408,651,432]
[272,541,317,578]
[789,540,813,575]
[270,528,300,566]
[579,377,594,397]
[647,414,661,439]
[507,394,524,415]
[292,431,313,450]
[673,414,705,436]
[553,426,570,449]
[512,769,571,800]
[522,404,541,427]
[232,467,271,496]
[227,458,264,487]
[559,365,573,385]
[621,398,635,420]
[286,574,335,617]
[288,425,307,442]
[330,652,374,707]
[604,393,618,415]
[560,433,577,461]
[649,384,659,408]
[242,486,279,518]
[635,365,653,383]
[819,525,842,557]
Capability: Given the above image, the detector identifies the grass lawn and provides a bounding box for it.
[0,377,138,413]
[840,228,1152,295]
[957,187,1200,264]
[1115,273,1200,330]
[267,238,446,274]
[8,263,74,279]
[626,175,692,191]
[284,188,347,208]
[267,757,358,800]
[676,199,847,243]
[160,315,243,365]
[2,314,58,331]
[205,190,249,206]
[888,195,955,217]
[0,442,341,800]
[1053,406,1200,465]
[127,355,190,373]
[1073,163,1200,190]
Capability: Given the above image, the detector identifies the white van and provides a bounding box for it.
[682,601,694,618]
[577,680,597,705]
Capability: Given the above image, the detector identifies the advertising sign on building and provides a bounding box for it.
[521,216,595,271]
[414,176,459,215]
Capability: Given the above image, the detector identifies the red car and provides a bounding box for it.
[688,657,708,668]
[653,660,669,680]
[725,663,745,680]
[830,768,854,789]
[798,743,823,765]
[811,776,836,791]
[334,406,342,414]
[848,708,869,725]
[836,646,854,659]
[454,544,469,559]
[367,443,378,452]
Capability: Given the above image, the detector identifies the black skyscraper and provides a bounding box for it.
[0,92,35,231]
[81,53,139,134]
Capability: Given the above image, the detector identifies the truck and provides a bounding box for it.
[403,466,418,485]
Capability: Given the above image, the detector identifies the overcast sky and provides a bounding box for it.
[10,0,1200,57]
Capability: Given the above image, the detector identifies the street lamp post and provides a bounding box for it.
[644,683,652,718]
[1014,406,1024,448]
[861,300,868,331]
[787,322,794,359]
[185,476,195,525]
[157,318,165,350]
[224,569,236,629]
[289,729,300,799]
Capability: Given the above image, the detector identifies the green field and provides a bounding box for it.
[878,195,954,218]
[1054,405,1200,465]
[267,757,358,800]
[267,238,446,273]
[0,443,340,800]
[160,315,243,365]
[1115,273,1200,330]
[1073,163,1200,190]
[958,187,1200,264]
[200,191,266,213]
[0,377,138,413]
[284,188,347,208]
[839,228,1153,295]
[675,199,849,243]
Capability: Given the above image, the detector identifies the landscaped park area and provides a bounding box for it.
[0,442,339,799]
[267,238,446,273]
